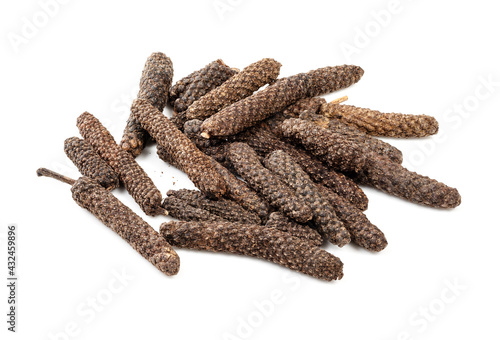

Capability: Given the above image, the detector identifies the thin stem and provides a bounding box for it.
[36,168,76,186]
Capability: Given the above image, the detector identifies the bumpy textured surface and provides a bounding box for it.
[77,112,163,216]
[167,189,261,224]
[121,52,173,157]
[282,96,326,117]
[186,58,281,120]
[263,150,350,247]
[162,196,223,222]
[201,65,364,137]
[227,143,313,223]
[321,103,439,138]
[184,119,221,150]
[265,212,323,247]
[131,98,227,198]
[316,184,387,252]
[64,137,120,190]
[160,221,343,281]
[299,112,403,164]
[281,118,367,172]
[169,59,238,112]
[230,123,368,210]
[169,110,188,131]
[353,153,461,208]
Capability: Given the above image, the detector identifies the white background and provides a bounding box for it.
[1,0,499,339]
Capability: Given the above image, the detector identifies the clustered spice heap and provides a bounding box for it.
[37,52,461,282]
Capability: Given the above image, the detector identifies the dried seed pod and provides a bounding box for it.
[315,184,387,252]
[184,119,222,150]
[263,150,350,247]
[200,65,364,138]
[160,221,343,281]
[169,110,188,131]
[353,153,461,208]
[186,58,281,120]
[320,103,439,138]
[299,111,403,164]
[120,52,173,157]
[77,112,163,216]
[162,196,223,222]
[282,96,327,117]
[131,98,227,199]
[281,118,367,173]
[169,59,239,112]
[265,212,323,247]
[64,137,120,190]
[167,189,261,224]
[37,168,179,276]
[226,142,313,224]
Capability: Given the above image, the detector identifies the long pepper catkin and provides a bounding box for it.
[37,168,179,276]
[186,58,281,120]
[77,112,163,216]
[162,196,223,222]
[121,52,173,157]
[167,189,261,224]
[281,118,367,173]
[131,98,227,198]
[169,59,238,112]
[315,184,387,252]
[160,221,343,281]
[265,212,323,247]
[282,96,327,117]
[299,112,403,164]
[200,65,364,138]
[227,142,313,224]
[263,150,350,247]
[64,137,120,190]
[320,103,439,138]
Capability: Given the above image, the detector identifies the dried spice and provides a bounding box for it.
[299,111,403,163]
[186,58,281,120]
[265,212,323,247]
[64,137,120,190]
[282,96,327,117]
[37,168,179,276]
[281,118,367,173]
[184,119,222,150]
[320,103,439,138]
[263,150,350,247]
[120,52,173,157]
[160,221,343,281]
[131,98,227,198]
[353,153,461,208]
[200,65,364,138]
[169,59,238,113]
[162,196,223,222]
[315,184,387,252]
[169,110,188,131]
[226,142,313,224]
[77,112,163,216]
[167,189,261,224]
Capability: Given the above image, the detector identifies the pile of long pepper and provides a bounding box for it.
[37,52,461,281]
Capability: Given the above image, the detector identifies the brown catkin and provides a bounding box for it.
[265,212,323,247]
[282,96,327,117]
[321,103,439,138]
[167,189,261,224]
[281,118,367,173]
[184,119,221,150]
[131,98,227,198]
[263,150,350,247]
[160,221,343,281]
[37,169,179,276]
[200,65,364,138]
[169,59,238,112]
[77,112,163,216]
[64,137,120,190]
[120,52,173,157]
[186,58,281,120]
[226,142,313,224]
[169,110,188,131]
[299,111,404,164]
[315,184,388,252]
[162,196,223,222]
